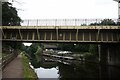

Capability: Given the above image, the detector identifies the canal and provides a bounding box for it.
[30,52,120,80]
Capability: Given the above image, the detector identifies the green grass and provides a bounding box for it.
[22,53,38,79]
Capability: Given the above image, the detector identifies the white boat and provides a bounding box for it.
[57,51,72,54]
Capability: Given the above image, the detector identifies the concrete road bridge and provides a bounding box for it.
[1,19,120,66]
[1,19,120,43]
[1,26,120,43]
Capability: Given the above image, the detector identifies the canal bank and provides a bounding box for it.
[29,53,120,79]
[2,52,38,79]
[22,53,38,79]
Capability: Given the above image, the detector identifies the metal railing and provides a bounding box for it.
[2,53,17,69]
[21,19,120,26]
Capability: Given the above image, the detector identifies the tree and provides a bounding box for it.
[58,43,74,51]
[2,2,22,26]
[100,19,116,26]
[90,23,100,26]
[90,19,116,26]
[2,1,22,54]
[74,44,90,52]
[34,46,43,62]
[25,43,44,59]
[58,43,90,52]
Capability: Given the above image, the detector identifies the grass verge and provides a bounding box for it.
[22,53,38,79]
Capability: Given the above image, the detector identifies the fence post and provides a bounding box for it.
[65,19,67,26]
[46,19,47,26]
[96,19,98,26]
[85,19,87,26]
[75,19,77,26]
[55,19,57,26]
[37,19,38,26]
[27,20,29,26]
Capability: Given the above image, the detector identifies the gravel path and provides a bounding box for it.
[2,54,23,79]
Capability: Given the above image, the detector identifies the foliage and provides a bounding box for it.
[74,44,90,52]
[22,43,44,68]
[81,24,87,26]
[89,44,98,55]
[25,43,43,59]
[82,44,99,62]
[30,58,41,68]
[90,23,101,26]
[34,46,43,62]
[2,2,22,52]
[58,43,89,52]
[23,43,44,64]
[28,44,38,54]
[90,19,117,26]
[58,43,74,51]
[22,53,38,79]
[57,43,99,62]
[2,2,22,26]
[2,42,23,50]
[83,53,94,60]
[100,19,116,26]
[21,44,27,52]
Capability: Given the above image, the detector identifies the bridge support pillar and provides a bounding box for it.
[98,45,101,62]
[99,44,120,66]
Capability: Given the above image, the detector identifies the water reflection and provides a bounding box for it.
[30,57,120,79]
[35,67,59,78]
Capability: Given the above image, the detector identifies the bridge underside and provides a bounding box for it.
[1,28,120,43]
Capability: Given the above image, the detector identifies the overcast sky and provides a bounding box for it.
[13,0,118,19]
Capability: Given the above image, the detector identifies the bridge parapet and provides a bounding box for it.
[20,19,120,26]
[2,19,120,26]
[1,26,120,29]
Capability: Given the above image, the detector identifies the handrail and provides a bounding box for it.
[1,26,120,29]
[1,19,120,26]
[21,19,120,26]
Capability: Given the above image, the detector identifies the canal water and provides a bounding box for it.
[30,56,120,80]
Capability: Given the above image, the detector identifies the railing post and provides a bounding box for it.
[85,19,87,26]
[75,19,77,26]
[65,19,67,26]
[96,19,98,26]
[55,19,57,26]
[27,20,29,26]
[46,19,47,26]
[37,19,38,26]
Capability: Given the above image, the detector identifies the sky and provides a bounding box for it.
[12,0,118,19]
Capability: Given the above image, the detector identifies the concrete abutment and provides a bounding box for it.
[99,44,120,66]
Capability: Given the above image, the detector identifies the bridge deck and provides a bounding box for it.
[1,26,120,29]
[1,26,120,43]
